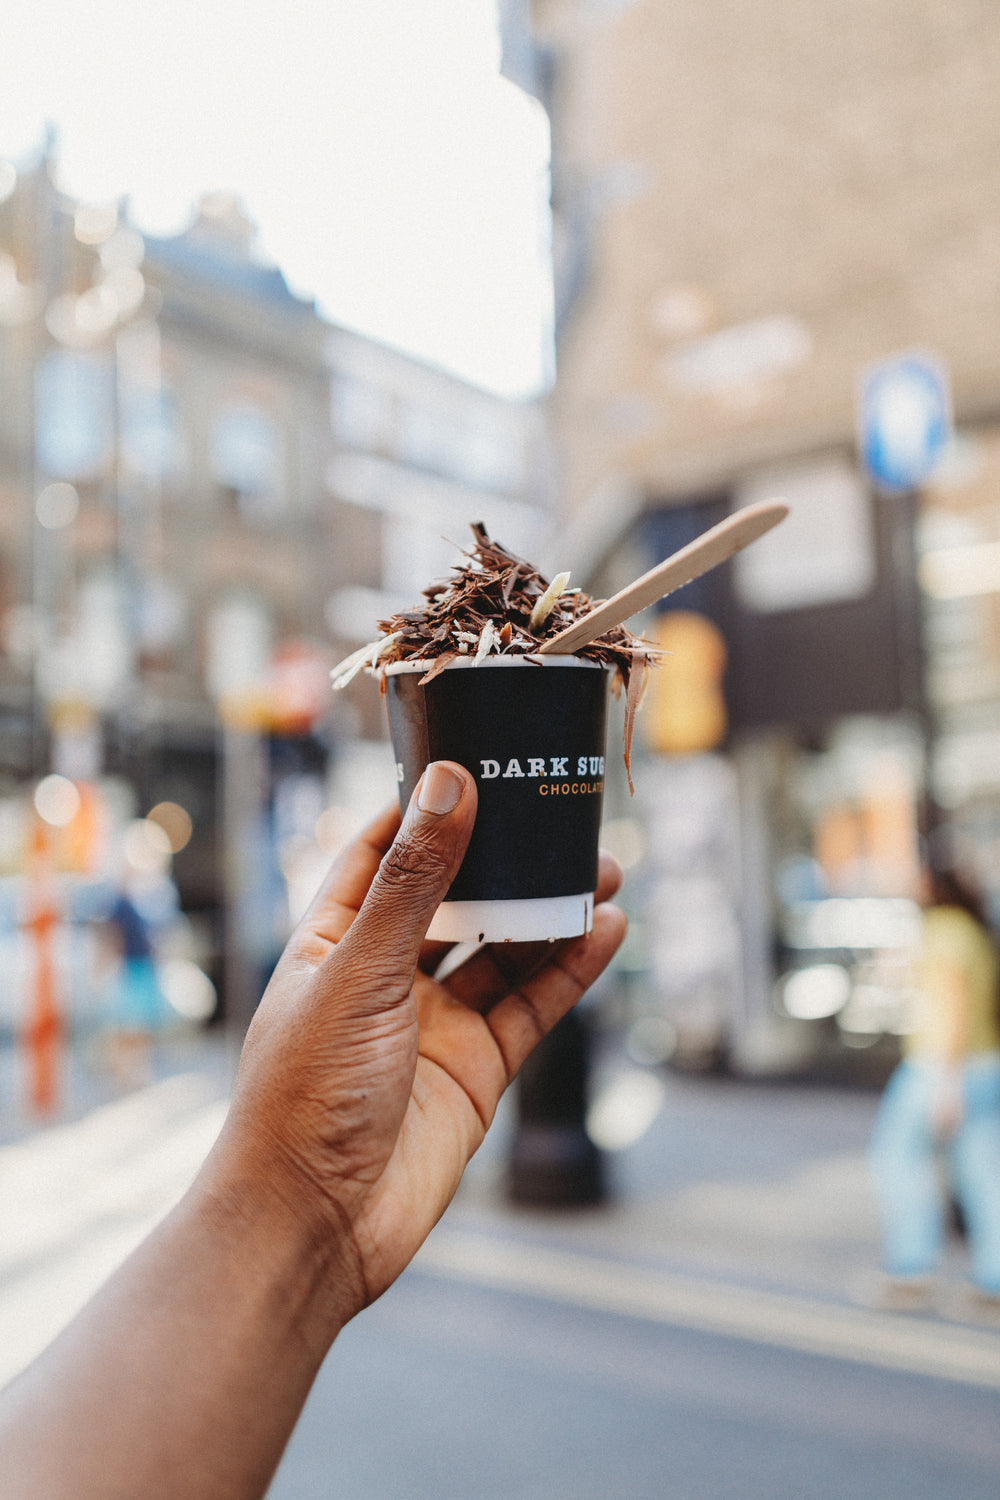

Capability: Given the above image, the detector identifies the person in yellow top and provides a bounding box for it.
[869,862,1000,1307]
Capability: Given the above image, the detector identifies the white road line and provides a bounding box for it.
[414,1232,1000,1391]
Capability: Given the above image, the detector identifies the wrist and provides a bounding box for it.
[193,1126,367,1350]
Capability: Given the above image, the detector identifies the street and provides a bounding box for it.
[2,1045,999,1498]
[273,1269,999,1500]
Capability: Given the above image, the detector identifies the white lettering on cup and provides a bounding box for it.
[503,759,525,778]
[395,762,405,783]
[528,758,547,777]
[550,757,568,777]
[480,760,501,779]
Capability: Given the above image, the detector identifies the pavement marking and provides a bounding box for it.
[414,1231,1000,1391]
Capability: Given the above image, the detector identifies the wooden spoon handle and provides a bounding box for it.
[537,499,788,656]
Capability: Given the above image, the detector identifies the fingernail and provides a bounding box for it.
[417,762,464,815]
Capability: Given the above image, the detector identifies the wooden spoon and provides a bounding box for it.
[537,499,788,656]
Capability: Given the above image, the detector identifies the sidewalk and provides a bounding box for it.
[0,1028,237,1147]
[0,1040,233,1389]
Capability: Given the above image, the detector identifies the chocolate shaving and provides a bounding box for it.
[501,565,523,608]
[419,651,459,684]
[370,523,660,788]
[622,651,649,796]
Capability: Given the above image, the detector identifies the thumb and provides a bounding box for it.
[338,760,477,988]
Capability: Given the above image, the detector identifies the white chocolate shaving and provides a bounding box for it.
[529,571,572,630]
[330,631,404,690]
[474,619,500,663]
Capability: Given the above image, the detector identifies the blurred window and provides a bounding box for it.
[120,384,185,482]
[35,350,114,480]
[453,418,522,492]
[381,515,460,599]
[204,594,272,701]
[331,374,392,451]
[36,567,133,709]
[396,404,521,492]
[137,573,186,668]
[210,403,284,520]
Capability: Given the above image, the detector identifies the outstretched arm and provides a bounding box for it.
[0,761,626,1500]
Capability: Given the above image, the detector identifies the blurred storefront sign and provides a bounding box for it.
[857,351,952,494]
[732,461,876,614]
[728,477,922,732]
[642,612,728,755]
[644,458,923,735]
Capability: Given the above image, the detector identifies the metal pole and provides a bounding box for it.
[507,1005,605,1207]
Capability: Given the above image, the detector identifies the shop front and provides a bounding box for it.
[623,453,935,1079]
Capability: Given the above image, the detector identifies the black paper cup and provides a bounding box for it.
[384,656,610,943]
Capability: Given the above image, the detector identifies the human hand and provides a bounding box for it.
[211,761,626,1324]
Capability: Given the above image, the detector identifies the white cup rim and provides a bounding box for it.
[382,654,604,676]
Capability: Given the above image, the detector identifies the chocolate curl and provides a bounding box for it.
[501,565,524,608]
[621,650,653,796]
[418,651,459,684]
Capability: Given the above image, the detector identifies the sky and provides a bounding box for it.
[0,0,553,398]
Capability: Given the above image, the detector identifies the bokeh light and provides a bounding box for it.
[34,774,80,827]
[73,202,117,244]
[146,801,193,853]
[158,957,216,1020]
[35,481,79,530]
[781,965,851,1021]
[122,817,173,873]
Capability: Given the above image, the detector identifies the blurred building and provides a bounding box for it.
[324,326,551,729]
[0,145,549,1023]
[531,0,1000,1074]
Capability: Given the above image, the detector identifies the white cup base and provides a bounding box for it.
[427,892,595,945]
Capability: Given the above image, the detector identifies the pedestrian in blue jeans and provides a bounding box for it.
[869,863,1000,1310]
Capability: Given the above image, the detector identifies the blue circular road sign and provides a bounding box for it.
[857,352,951,492]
